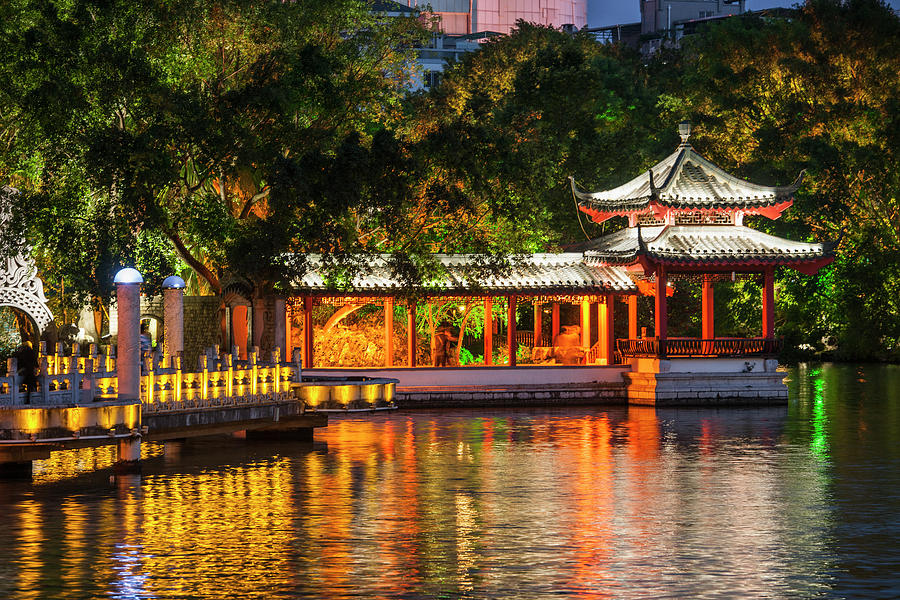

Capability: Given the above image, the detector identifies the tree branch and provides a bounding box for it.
[166,229,222,295]
[238,186,270,220]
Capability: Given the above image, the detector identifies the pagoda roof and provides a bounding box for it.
[571,124,802,220]
[579,225,835,273]
[292,253,637,296]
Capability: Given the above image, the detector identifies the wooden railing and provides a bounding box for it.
[0,343,302,408]
[516,331,535,348]
[617,338,782,358]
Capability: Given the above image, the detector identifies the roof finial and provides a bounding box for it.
[678,121,691,146]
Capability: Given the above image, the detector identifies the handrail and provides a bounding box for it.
[616,338,782,358]
[0,344,304,407]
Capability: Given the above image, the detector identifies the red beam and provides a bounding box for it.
[407,301,417,367]
[763,268,775,339]
[483,297,493,365]
[654,266,668,345]
[598,294,615,364]
[302,297,314,368]
[702,277,715,339]
[384,297,394,367]
[507,296,517,366]
[627,295,638,339]
[551,303,560,343]
[580,299,591,349]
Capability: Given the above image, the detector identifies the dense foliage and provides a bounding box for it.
[410,1,899,360]
[0,0,897,360]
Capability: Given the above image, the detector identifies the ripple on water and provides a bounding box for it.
[0,365,898,598]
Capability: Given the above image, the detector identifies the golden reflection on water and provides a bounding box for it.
[3,366,882,598]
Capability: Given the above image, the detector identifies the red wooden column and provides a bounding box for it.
[627,295,638,339]
[533,302,542,347]
[507,296,517,366]
[551,303,560,343]
[762,267,775,339]
[702,276,715,339]
[302,296,314,368]
[654,266,668,355]
[597,294,615,364]
[483,297,493,365]
[406,300,417,367]
[580,298,591,349]
[384,297,394,367]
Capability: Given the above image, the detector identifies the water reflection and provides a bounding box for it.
[0,364,897,598]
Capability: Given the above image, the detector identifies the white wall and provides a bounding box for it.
[305,365,629,387]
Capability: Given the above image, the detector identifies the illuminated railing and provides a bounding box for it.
[0,342,303,408]
[136,347,300,413]
[616,338,782,358]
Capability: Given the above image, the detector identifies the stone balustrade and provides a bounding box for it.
[0,342,302,408]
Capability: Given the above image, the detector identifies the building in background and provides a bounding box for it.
[400,0,586,35]
[587,1,762,52]
[640,0,745,34]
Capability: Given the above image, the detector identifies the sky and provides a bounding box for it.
[587,0,900,28]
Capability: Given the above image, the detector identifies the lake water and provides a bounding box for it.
[0,363,898,599]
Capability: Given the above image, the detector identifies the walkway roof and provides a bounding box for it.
[291,253,637,296]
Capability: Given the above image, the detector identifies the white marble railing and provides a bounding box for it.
[0,343,302,408]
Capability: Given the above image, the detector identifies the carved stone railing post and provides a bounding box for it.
[7,357,18,404]
[249,346,258,395]
[271,348,281,394]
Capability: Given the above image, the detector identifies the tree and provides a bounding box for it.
[0,0,429,311]
[657,0,900,359]
[404,22,663,250]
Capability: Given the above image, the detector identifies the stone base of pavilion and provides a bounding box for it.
[305,356,789,408]
[304,365,630,408]
[624,358,788,406]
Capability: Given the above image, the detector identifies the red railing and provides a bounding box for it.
[616,338,782,358]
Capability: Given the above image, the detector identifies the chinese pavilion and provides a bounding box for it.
[570,122,837,359]
[209,122,839,405]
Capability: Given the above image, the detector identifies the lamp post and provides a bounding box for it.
[114,267,143,471]
[115,268,143,402]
